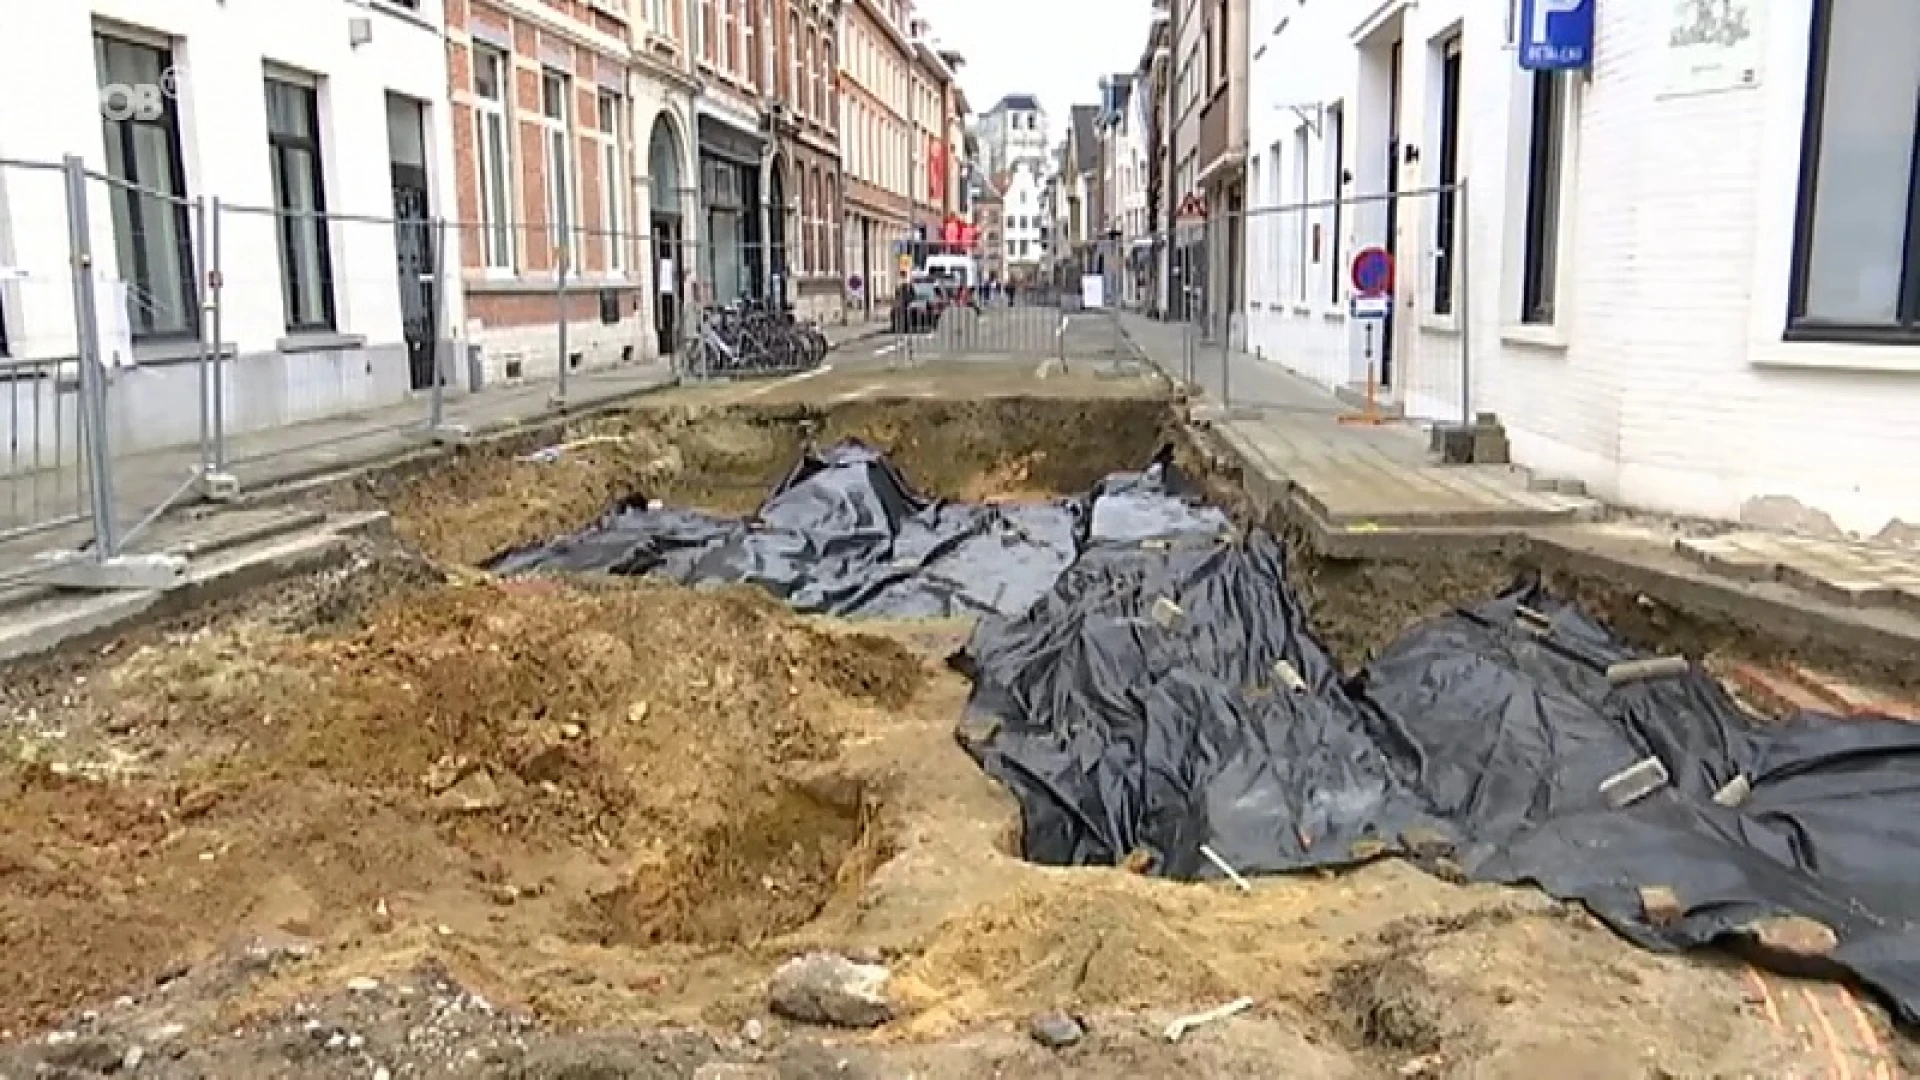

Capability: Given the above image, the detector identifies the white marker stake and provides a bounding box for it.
[1164,996,1256,1042]
[1198,844,1253,893]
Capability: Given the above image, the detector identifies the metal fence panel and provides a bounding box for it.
[0,158,93,569]
[1147,182,1475,427]
[878,278,1131,367]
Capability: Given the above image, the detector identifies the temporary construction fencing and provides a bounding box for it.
[0,151,669,592]
[1147,180,1476,426]
[870,278,1139,371]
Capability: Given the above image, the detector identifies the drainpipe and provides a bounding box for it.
[689,0,706,312]
[1162,0,1179,319]
[907,37,919,276]
[830,0,850,322]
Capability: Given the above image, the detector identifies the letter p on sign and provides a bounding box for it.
[1532,0,1581,45]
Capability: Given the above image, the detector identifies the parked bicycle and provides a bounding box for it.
[695,298,828,378]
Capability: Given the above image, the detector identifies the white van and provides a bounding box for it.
[924,254,978,289]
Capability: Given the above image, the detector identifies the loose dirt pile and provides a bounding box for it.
[0,573,920,1035]
[0,389,1909,1076]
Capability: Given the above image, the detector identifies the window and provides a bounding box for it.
[649,0,668,31]
[598,91,626,272]
[1433,36,1463,316]
[94,34,196,340]
[811,165,827,271]
[806,30,819,121]
[1248,157,1263,300]
[1520,72,1565,325]
[264,77,334,331]
[722,0,737,74]
[700,0,716,62]
[1791,0,1920,338]
[826,173,839,272]
[790,7,805,114]
[1293,126,1309,304]
[473,44,514,269]
[542,70,577,264]
[744,0,760,90]
[824,39,836,131]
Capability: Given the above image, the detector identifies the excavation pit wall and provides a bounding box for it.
[0,391,1912,1077]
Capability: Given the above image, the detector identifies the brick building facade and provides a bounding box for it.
[768,0,844,322]
[447,0,647,382]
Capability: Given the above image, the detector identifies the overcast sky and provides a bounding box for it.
[912,0,1153,142]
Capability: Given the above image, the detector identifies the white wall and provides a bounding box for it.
[1003,160,1043,267]
[0,0,461,364]
[1240,0,1920,538]
[1244,0,1356,392]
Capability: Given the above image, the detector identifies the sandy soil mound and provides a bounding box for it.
[0,576,922,1033]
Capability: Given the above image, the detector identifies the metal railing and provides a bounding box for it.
[871,277,1135,370]
[0,151,680,591]
[1139,180,1475,426]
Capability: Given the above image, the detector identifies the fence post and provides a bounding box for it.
[209,196,228,473]
[428,216,449,433]
[61,155,117,561]
[193,195,213,476]
[1456,177,1473,428]
[553,238,571,407]
[1218,219,1232,409]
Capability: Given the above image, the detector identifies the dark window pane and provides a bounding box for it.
[1798,0,1920,325]
[1521,72,1563,325]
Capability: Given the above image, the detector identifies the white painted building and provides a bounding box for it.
[975,94,1049,178]
[1098,73,1151,306]
[1242,0,1920,540]
[1001,158,1047,277]
[0,0,461,454]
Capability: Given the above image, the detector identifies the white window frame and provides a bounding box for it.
[542,68,579,271]
[796,168,811,274]
[472,44,515,272]
[722,0,737,75]
[743,0,757,90]
[1292,125,1310,308]
[1323,100,1345,313]
[595,89,626,275]
[791,5,805,116]
[1501,67,1579,348]
[1426,33,1464,328]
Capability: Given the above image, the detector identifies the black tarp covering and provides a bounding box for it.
[494,442,1920,1021]
[959,533,1920,1023]
[488,440,1230,620]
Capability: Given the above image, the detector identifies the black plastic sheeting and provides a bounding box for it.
[959,529,1920,1025]
[488,440,1230,620]
[494,442,1920,1022]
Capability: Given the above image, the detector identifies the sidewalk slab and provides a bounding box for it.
[1678,531,1920,617]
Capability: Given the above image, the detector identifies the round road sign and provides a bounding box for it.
[1351,247,1394,297]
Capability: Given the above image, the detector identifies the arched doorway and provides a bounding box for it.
[648,113,686,357]
[767,155,788,309]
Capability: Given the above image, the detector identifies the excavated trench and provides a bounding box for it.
[0,391,1910,1078]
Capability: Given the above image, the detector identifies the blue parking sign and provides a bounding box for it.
[1519,0,1594,71]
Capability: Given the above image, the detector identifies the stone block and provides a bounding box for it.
[1471,430,1511,465]
[1435,425,1475,465]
